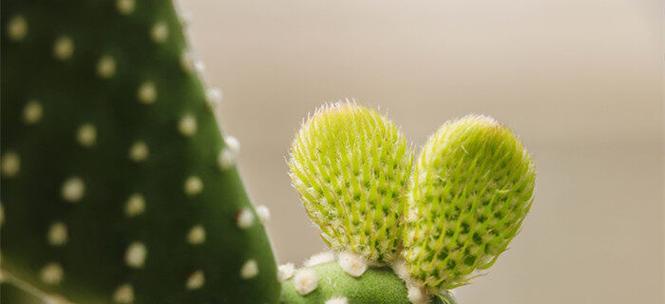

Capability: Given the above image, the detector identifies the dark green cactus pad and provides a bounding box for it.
[1,0,278,303]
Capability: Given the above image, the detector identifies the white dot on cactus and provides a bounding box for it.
[97,55,117,78]
[77,123,97,147]
[186,270,205,290]
[137,81,157,104]
[225,135,240,153]
[7,16,27,41]
[277,263,295,282]
[255,205,270,223]
[240,259,259,279]
[125,242,147,268]
[206,88,222,108]
[293,268,318,295]
[304,251,335,267]
[116,0,135,15]
[61,177,85,203]
[47,222,68,246]
[337,251,367,277]
[125,193,145,217]
[40,263,64,285]
[113,284,134,303]
[178,114,197,137]
[23,100,43,125]
[325,297,349,304]
[194,60,205,73]
[218,136,240,170]
[1,152,20,177]
[150,22,169,43]
[407,285,428,304]
[53,36,74,61]
[184,176,203,196]
[217,149,235,171]
[129,141,149,162]
[44,294,71,304]
[236,208,254,229]
[187,225,206,245]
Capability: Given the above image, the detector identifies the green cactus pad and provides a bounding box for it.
[279,261,456,304]
[288,103,413,263]
[402,115,535,292]
[280,262,409,304]
[1,0,278,303]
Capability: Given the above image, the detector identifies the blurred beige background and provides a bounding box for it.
[182,1,664,303]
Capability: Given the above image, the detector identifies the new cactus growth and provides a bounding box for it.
[282,104,535,303]
[288,103,413,263]
[403,115,535,292]
[1,0,278,303]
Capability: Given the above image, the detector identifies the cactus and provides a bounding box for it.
[0,0,278,303]
[288,103,413,263]
[1,1,536,302]
[283,104,535,303]
[402,115,535,293]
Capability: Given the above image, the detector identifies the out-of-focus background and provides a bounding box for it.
[182,1,664,303]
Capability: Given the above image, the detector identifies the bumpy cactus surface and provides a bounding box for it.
[288,103,413,263]
[1,1,278,303]
[403,116,535,292]
[283,104,535,303]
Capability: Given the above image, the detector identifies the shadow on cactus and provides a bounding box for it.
[280,103,535,304]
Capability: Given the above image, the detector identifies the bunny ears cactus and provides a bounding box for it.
[284,103,535,303]
[288,103,413,263]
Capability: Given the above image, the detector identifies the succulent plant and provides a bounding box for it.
[288,103,413,264]
[402,115,536,293]
[0,0,278,303]
[1,1,536,303]
[282,104,535,303]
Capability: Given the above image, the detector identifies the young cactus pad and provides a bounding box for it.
[288,103,413,263]
[403,115,536,292]
[1,1,278,303]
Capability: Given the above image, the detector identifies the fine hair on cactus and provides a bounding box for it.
[281,102,535,304]
[288,102,413,264]
[403,115,536,292]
